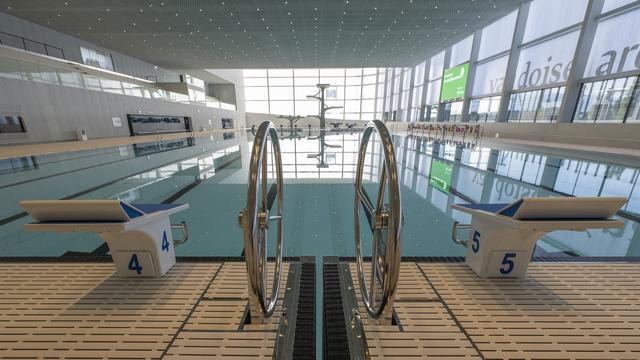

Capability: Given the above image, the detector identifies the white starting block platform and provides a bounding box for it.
[451,197,627,278]
[20,200,189,277]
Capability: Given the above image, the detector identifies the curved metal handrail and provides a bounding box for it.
[238,121,284,320]
[451,221,470,247]
[354,120,403,320]
[171,222,189,245]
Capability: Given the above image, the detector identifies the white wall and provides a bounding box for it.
[0,11,179,82]
[0,77,243,144]
[0,12,248,144]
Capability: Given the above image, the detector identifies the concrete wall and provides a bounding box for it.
[481,122,640,149]
[0,77,243,145]
[207,69,246,118]
[0,12,248,144]
[0,11,179,82]
[208,83,236,104]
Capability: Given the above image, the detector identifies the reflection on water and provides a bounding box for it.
[132,137,195,157]
[0,129,639,258]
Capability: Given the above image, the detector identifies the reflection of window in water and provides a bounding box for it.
[0,156,38,174]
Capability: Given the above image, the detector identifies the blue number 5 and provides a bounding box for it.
[471,231,480,253]
[128,254,143,274]
[500,253,516,275]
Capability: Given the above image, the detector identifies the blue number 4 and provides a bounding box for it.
[128,254,142,274]
[500,253,516,275]
[471,231,480,253]
[162,231,169,252]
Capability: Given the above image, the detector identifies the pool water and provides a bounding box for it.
[1,129,639,258]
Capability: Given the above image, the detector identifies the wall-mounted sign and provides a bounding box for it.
[440,63,469,102]
[112,117,122,127]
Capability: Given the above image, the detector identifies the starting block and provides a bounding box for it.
[451,197,627,278]
[21,200,189,277]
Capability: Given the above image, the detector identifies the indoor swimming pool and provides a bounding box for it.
[2,127,639,359]
[1,129,639,260]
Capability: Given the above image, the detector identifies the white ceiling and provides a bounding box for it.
[2,0,528,69]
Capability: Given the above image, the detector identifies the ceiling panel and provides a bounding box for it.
[1,0,528,69]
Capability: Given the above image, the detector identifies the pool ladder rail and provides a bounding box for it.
[237,120,285,322]
[238,119,405,359]
[353,119,404,323]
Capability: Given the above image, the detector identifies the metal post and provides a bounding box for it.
[556,0,605,123]
[421,58,432,122]
[407,67,416,122]
[389,68,397,122]
[437,49,452,122]
[461,30,483,122]
[496,2,531,123]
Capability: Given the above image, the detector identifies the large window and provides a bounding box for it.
[375,68,385,120]
[411,61,426,122]
[243,68,383,121]
[0,114,26,133]
[507,86,565,122]
[469,96,501,123]
[522,0,588,43]
[80,46,114,71]
[574,75,639,123]
[391,68,402,121]
[442,101,464,122]
[399,68,412,121]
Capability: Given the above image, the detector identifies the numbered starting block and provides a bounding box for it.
[451,197,627,278]
[21,200,189,277]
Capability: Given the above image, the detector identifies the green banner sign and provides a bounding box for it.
[429,159,453,193]
[440,62,469,102]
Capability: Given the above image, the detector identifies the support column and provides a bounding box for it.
[437,49,452,123]
[407,67,416,122]
[539,157,562,190]
[556,0,605,123]
[420,58,431,122]
[496,2,531,123]
[461,30,483,122]
[389,68,397,122]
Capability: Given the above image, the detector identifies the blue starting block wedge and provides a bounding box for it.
[451,197,627,278]
[20,200,189,277]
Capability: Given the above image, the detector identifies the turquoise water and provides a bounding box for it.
[1,129,639,258]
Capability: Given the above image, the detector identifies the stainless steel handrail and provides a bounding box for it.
[451,221,470,247]
[238,121,284,321]
[171,222,189,245]
[354,120,403,321]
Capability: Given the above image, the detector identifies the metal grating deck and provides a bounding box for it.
[0,261,292,359]
[347,261,640,360]
[1,261,639,359]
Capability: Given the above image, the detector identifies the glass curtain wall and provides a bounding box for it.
[244,68,380,121]
[469,11,516,122]
[442,36,473,122]
[242,0,640,124]
[576,5,640,123]
[411,61,426,122]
